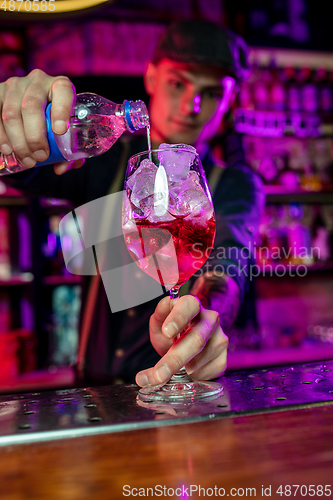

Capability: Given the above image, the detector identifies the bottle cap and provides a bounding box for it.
[35,103,67,166]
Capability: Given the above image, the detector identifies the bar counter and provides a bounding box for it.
[0,360,333,499]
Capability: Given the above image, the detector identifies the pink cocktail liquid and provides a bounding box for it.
[124,214,216,288]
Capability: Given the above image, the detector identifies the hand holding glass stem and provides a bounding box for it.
[123,144,227,402]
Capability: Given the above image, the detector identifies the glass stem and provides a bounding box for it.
[169,287,179,310]
[168,286,193,385]
[169,286,180,342]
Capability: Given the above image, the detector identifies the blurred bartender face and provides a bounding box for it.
[144,58,236,148]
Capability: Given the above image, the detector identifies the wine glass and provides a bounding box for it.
[122,144,223,402]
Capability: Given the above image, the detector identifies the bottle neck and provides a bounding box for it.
[121,100,149,132]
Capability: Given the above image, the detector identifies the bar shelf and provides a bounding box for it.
[256,262,333,275]
[42,275,82,286]
[234,109,333,138]
[264,186,333,204]
[0,273,34,286]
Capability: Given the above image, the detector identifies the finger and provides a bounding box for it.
[20,71,61,163]
[149,295,201,356]
[189,346,228,380]
[0,84,13,155]
[54,158,84,175]
[72,158,85,169]
[2,77,36,168]
[149,296,173,355]
[162,295,201,340]
[136,325,227,387]
[0,126,12,156]
[186,328,229,379]
[49,76,76,135]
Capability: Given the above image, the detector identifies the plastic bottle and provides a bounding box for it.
[0,93,149,176]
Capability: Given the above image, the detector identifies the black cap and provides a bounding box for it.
[152,19,249,82]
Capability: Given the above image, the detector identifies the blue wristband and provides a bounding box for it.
[124,100,136,133]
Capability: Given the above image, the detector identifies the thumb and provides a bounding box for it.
[54,158,85,175]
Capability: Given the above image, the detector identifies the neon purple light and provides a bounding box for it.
[47,232,57,254]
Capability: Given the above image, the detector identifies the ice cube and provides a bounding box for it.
[183,170,201,190]
[130,193,155,219]
[158,143,197,182]
[129,159,158,218]
[127,159,157,191]
[168,172,206,216]
[177,188,213,219]
[169,170,202,198]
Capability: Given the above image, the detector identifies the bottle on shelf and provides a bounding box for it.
[267,205,283,263]
[245,59,261,110]
[0,290,11,333]
[311,205,330,262]
[42,214,66,276]
[288,202,312,265]
[0,207,10,280]
[0,93,150,176]
[316,68,333,114]
[328,208,333,262]
[269,61,286,112]
[285,66,301,112]
[238,78,254,110]
[300,162,322,191]
[253,64,271,111]
[276,153,300,190]
[276,204,290,264]
[299,67,318,114]
[255,205,274,266]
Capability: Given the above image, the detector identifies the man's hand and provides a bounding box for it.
[0,69,83,175]
[135,295,229,387]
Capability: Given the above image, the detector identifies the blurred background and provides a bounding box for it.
[1,0,333,391]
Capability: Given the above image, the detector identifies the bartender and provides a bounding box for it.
[0,19,264,386]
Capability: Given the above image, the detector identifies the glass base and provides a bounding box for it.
[138,368,223,403]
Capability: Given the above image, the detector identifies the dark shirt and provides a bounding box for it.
[4,135,264,383]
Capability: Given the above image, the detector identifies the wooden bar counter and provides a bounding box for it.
[0,361,333,500]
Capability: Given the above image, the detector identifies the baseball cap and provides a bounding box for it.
[152,19,249,82]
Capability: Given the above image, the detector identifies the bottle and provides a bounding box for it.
[300,67,318,113]
[300,162,322,191]
[285,66,301,112]
[253,64,271,111]
[0,93,149,176]
[316,68,333,114]
[276,204,289,264]
[311,205,330,262]
[270,64,286,111]
[288,202,312,265]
